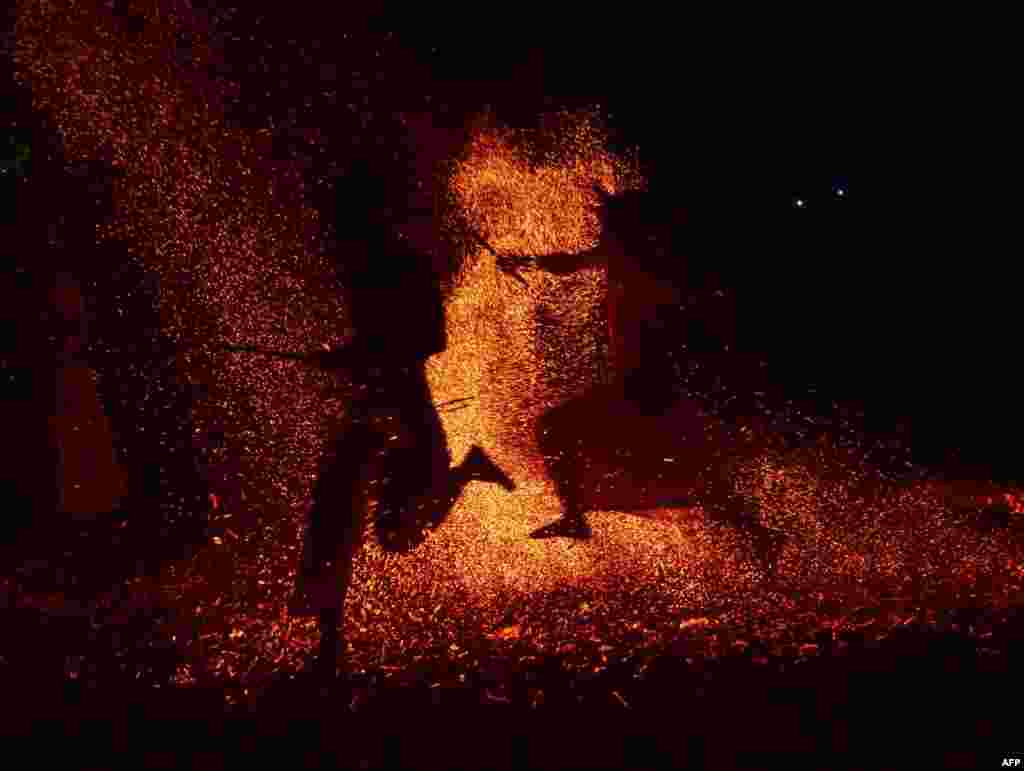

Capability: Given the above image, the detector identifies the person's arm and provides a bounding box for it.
[500,245,608,277]
[476,227,607,282]
[531,184,617,275]
[532,247,608,275]
[221,343,357,369]
[305,346,355,370]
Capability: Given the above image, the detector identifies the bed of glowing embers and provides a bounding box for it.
[3,427,1023,715]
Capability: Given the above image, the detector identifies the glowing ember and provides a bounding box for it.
[12,0,1024,690]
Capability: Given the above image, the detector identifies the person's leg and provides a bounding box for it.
[313,515,362,680]
[375,364,477,547]
[315,607,340,679]
[531,437,592,540]
[369,364,443,550]
[700,458,787,578]
[532,400,593,540]
[372,364,517,551]
[292,416,373,679]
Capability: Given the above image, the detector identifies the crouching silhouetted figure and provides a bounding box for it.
[505,185,787,577]
[534,383,788,578]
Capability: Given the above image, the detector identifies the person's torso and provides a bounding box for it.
[342,236,447,361]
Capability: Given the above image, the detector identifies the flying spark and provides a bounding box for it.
[13,0,1023,690]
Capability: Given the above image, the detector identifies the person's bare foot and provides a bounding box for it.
[530,516,592,541]
[463,445,516,491]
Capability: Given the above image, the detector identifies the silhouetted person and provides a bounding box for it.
[499,186,680,411]
[289,167,515,676]
[4,103,205,598]
[503,186,787,576]
[48,272,129,521]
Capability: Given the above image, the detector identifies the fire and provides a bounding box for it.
[416,110,683,598]
[14,0,1024,686]
[449,111,639,266]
